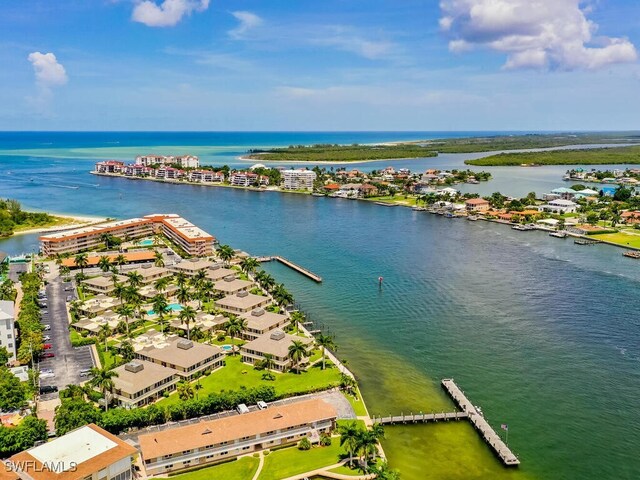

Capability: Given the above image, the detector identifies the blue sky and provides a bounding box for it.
[1,0,640,131]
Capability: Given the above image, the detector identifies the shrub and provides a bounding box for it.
[319,434,332,446]
[298,437,311,450]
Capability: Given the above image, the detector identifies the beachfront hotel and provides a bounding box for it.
[7,424,137,480]
[40,214,215,257]
[138,399,337,476]
[135,155,199,168]
[283,169,316,190]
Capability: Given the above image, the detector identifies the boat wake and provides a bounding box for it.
[50,184,80,190]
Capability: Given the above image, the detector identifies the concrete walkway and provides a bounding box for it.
[279,460,375,480]
[251,451,265,480]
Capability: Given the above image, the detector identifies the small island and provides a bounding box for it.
[465,145,640,166]
[245,143,438,162]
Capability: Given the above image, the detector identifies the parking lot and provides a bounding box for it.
[37,274,96,398]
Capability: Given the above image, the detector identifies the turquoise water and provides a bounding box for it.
[148,303,183,315]
[136,239,154,247]
[0,132,639,479]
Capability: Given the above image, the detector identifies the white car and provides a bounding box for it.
[257,401,268,410]
[43,325,51,331]
[40,372,55,379]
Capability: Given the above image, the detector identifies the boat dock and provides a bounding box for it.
[372,379,520,467]
[256,256,322,282]
[372,411,468,424]
[442,379,520,466]
[574,238,601,246]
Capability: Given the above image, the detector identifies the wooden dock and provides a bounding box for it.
[574,238,601,246]
[442,379,520,466]
[373,411,469,424]
[256,256,322,282]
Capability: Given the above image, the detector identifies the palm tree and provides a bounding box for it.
[217,244,235,266]
[151,295,169,330]
[371,462,400,480]
[240,257,259,275]
[225,316,247,355]
[273,284,293,307]
[116,304,134,336]
[59,265,71,278]
[178,306,197,340]
[289,311,306,334]
[177,381,195,401]
[154,276,171,294]
[128,294,145,318]
[356,430,379,473]
[340,373,357,394]
[200,279,214,306]
[74,253,89,275]
[153,250,165,267]
[339,421,361,468]
[0,279,16,302]
[127,271,143,289]
[98,323,112,355]
[113,283,126,305]
[260,273,276,292]
[192,269,207,287]
[100,232,113,249]
[114,254,127,273]
[287,340,309,374]
[316,333,337,370]
[119,341,135,362]
[176,286,191,306]
[97,256,111,273]
[89,366,119,412]
[262,353,276,372]
[174,271,187,288]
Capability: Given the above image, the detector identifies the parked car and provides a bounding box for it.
[66,296,73,302]
[43,325,51,331]
[257,401,268,410]
[39,385,58,394]
[40,368,53,374]
[236,403,250,415]
[41,352,55,358]
[64,286,73,291]
[40,372,55,379]
[43,344,53,350]
[80,369,92,377]
[43,336,51,341]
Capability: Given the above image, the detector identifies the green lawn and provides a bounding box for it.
[258,442,346,480]
[156,355,342,407]
[591,231,640,248]
[344,389,368,417]
[170,456,259,480]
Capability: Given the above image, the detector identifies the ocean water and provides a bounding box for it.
[1,132,639,480]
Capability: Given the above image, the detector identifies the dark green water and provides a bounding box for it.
[1,134,639,479]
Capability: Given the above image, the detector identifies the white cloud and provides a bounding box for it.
[132,0,209,27]
[27,52,68,115]
[312,26,395,60]
[28,52,68,86]
[228,11,263,39]
[439,0,638,70]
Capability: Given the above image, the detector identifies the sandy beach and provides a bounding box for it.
[12,213,110,237]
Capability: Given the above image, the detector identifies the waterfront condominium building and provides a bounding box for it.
[138,398,337,476]
[0,300,16,363]
[7,423,137,480]
[111,360,179,408]
[40,214,215,257]
[135,155,199,168]
[240,329,314,371]
[283,169,317,190]
[94,161,125,173]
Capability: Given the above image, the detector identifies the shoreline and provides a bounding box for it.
[10,213,110,237]
[236,154,436,164]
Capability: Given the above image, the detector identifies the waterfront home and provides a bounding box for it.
[464,198,490,212]
[212,276,254,295]
[124,163,154,176]
[240,308,289,340]
[438,187,458,196]
[230,171,269,187]
[414,183,437,195]
[94,160,125,173]
[7,424,137,480]
[323,183,340,193]
[283,169,317,190]
[82,274,127,294]
[241,330,313,371]
[139,398,337,476]
[215,291,271,314]
[338,183,363,198]
[359,183,379,197]
[136,336,224,380]
[156,166,186,180]
[550,187,578,200]
[0,300,16,363]
[539,199,578,214]
[111,360,179,408]
[171,257,214,276]
[621,210,640,224]
[188,170,225,183]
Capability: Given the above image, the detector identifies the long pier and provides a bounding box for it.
[442,379,520,466]
[373,411,468,424]
[256,256,322,282]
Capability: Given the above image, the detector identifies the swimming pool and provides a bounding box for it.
[136,238,155,247]
[148,303,183,315]
[221,345,233,352]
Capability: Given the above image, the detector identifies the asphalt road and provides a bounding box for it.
[38,275,95,398]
